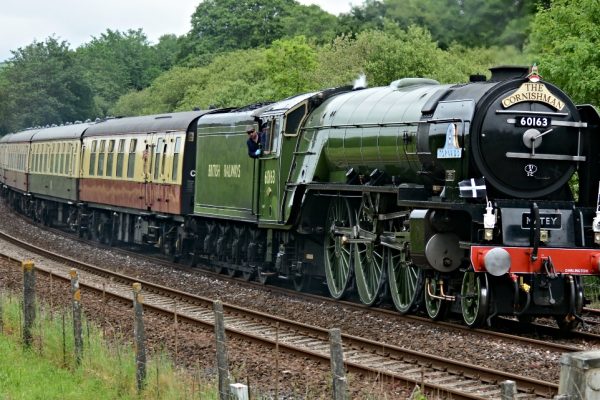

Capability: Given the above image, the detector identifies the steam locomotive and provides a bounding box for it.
[1,65,599,328]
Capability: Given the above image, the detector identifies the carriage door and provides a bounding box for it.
[143,132,157,210]
[258,117,282,223]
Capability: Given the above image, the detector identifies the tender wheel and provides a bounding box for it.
[258,266,272,285]
[324,197,355,299]
[354,194,385,306]
[213,264,225,274]
[241,267,255,282]
[424,276,447,320]
[293,273,311,292]
[387,244,422,314]
[226,267,238,277]
[461,271,489,328]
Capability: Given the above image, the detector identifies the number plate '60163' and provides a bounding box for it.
[515,116,552,128]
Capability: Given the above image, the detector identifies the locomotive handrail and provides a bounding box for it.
[303,117,467,130]
[506,117,587,128]
[496,109,569,117]
[506,152,586,161]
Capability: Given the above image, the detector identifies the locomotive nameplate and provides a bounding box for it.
[521,213,561,229]
[501,83,565,111]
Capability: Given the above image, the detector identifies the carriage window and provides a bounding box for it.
[50,144,55,173]
[106,140,115,177]
[53,144,58,173]
[60,143,65,174]
[161,141,167,177]
[172,137,181,181]
[154,138,164,180]
[89,140,97,176]
[116,139,125,177]
[97,140,106,176]
[127,139,137,179]
[43,145,48,173]
[66,144,72,175]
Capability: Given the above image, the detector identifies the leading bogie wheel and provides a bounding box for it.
[555,276,584,332]
[324,197,355,299]
[461,271,489,328]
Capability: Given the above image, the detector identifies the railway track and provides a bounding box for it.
[27,216,600,353]
[0,229,560,399]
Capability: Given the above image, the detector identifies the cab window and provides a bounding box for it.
[284,103,307,136]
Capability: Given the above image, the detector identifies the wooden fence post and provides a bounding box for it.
[22,260,35,348]
[213,300,230,400]
[329,328,348,400]
[132,283,147,393]
[69,269,83,366]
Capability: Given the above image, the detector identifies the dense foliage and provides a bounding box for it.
[527,0,600,104]
[0,0,594,134]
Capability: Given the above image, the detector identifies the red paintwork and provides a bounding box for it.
[471,245,600,275]
[80,178,181,215]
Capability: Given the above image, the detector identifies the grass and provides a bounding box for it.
[0,291,218,399]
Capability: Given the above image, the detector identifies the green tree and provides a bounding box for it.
[265,36,318,98]
[340,0,544,49]
[153,34,181,71]
[280,5,339,44]
[76,29,167,115]
[314,26,445,88]
[112,48,273,116]
[527,0,600,104]
[184,0,293,61]
[1,37,95,133]
[180,0,339,65]
[111,66,208,116]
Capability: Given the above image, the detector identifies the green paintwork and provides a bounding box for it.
[292,84,452,188]
[29,174,77,201]
[194,111,258,222]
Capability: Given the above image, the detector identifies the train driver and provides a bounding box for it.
[246,126,262,158]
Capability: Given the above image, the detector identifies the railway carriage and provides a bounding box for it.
[77,111,211,249]
[28,123,90,224]
[0,129,39,213]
